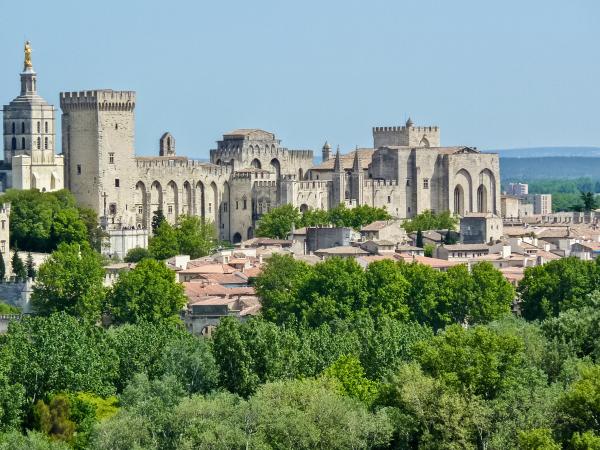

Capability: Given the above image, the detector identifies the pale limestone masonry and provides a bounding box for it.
[60,90,500,247]
[2,54,64,192]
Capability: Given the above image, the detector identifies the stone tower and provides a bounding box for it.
[159,132,176,156]
[60,90,136,228]
[2,42,62,191]
[330,147,345,206]
[322,141,331,162]
[350,150,364,204]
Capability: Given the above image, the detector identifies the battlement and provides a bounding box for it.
[135,157,230,175]
[297,180,330,190]
[364,179,400,187]
[60,90,136,111]
[254,180,277,187]
[372,126,439,132]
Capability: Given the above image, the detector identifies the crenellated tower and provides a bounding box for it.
[60,90,136,228]
[330,147,345,206]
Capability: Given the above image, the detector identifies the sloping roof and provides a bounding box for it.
[442,243,491,251]
[314,246,370,256]
[398,254,460,269]
[311,149,374,171]
[361,220,392,231]
[222,129,275,140]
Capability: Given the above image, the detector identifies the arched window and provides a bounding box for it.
[167,138,171,152]
[21,137,25,149]
[37,137,41,149]
[115,123,118,130]
[44,137,48,150]
[45,122,48,133]
[11,138,16,150]
[21,122,25,134]
[11,123,15,134]
[37,122,41,133]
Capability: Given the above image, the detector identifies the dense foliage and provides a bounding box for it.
[256,204,391,238]
[1,240,600,448]
[1,189,105,252]
[401,209,459,233]
[148,214,216,260]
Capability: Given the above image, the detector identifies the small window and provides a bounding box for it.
[21,137,25,149]
[423,178,429,189]
[208,203,212,213]
[236,201,239,210]
[223,202,228,212]
[1,220,5,230]
[21,122,25,133]
[168,205,173,214]
[37,122,41,133]
[11,123,15,134]
[1,241,4,252]
[137,206,143,214]
[109,153,115,164]
[406,179,411,187]
[37,137,41,149]
[45,122,48,133]
[77,164,82,175]
[243,199,247,210]
[115,178,120,187]
[115,123,118,130]
[44,137,48,150]
[11,138,16,150]
[388,196,391,203]
[109,203,117,215]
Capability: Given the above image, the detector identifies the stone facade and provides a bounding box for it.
[58,89,499,247]
[0,204,9,275]
[2,44,64,192]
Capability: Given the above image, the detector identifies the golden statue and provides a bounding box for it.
[24,41,32,70]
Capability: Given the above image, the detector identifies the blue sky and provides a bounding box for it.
[1,0,599,159]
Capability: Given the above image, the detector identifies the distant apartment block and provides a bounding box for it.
[507,183,528,196]
[533,194,552,215]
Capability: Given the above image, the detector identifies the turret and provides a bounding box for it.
[322,141,331,162]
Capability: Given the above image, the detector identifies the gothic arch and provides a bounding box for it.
[183,181,192,215]
[166,180,179,221]
[454,169,473,213]
[454,185,465,216]
[150,181,163,214]
[251,158,261,169]
[232,232,242,244]
[247,226,254,239]
[270,158,281,179]
[196,181,206,220]
[477,184,488,213]
[478,168,497,213]
[300,204,309,213]
[135,181,148,227]
[210,181,219,224]
[420,137,430,147]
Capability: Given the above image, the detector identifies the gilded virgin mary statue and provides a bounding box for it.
[24,41,32,70]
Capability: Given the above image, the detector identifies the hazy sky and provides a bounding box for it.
[1,0,599,159]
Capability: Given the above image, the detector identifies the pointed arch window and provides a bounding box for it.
[11,123,15,134]
[21,122,25,134]
[11,138,16,150]
[21,137,25,149]
[37,122,41,133]
[44,137,48,150]
[45,122,48,133]
[37,137,41,149]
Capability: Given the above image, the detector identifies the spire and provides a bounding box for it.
[406,117,413,128]
[322,140,332,162]
[333,146,342,172]
[352,149,360,172]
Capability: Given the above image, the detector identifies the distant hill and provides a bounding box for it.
[488,146,600,158]
[500,157,600,181]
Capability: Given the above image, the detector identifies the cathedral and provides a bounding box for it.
[3,43,500,249]
[1,42,64,192]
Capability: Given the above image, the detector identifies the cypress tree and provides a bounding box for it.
[26,252,36,279]
[416,229,424,248]
[12,251,26,281]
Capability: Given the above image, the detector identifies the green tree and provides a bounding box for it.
[147,221,178,260]
[299,208,330,227]
[256,204,301,239]
[570,431,600,449]
[519,258,600,321]
[175,215,215,258]
[0,302,19,314]
[123,247,150,263]
[580,190,598,212]
[151,209,166,233]
[364,259,409,320]
[108,258,186,325]
[4,313,118,403]
[327,204,391,229]
[33,395,76,443]
[31,244,106,322]
[323,355,378,405]
[416,324,525,400]
[77,207,107,252]
[11,251,26,280]
[416,229,424,248]
[517,428,560,450]
[424,242,435,257]
[26,252,36,279]
[469,262,515,324]
[0,430,70,450]
[402,209,459,233]
[254,253,314,324]
[213,317,259,397]
[50,209,88,247]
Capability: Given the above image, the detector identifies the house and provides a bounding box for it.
[395,245,425,256]
[436,243,492,261]
[360,220,407,243]
[314,245,370,259]
[570,242,600,261]
[360,240,396,255]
